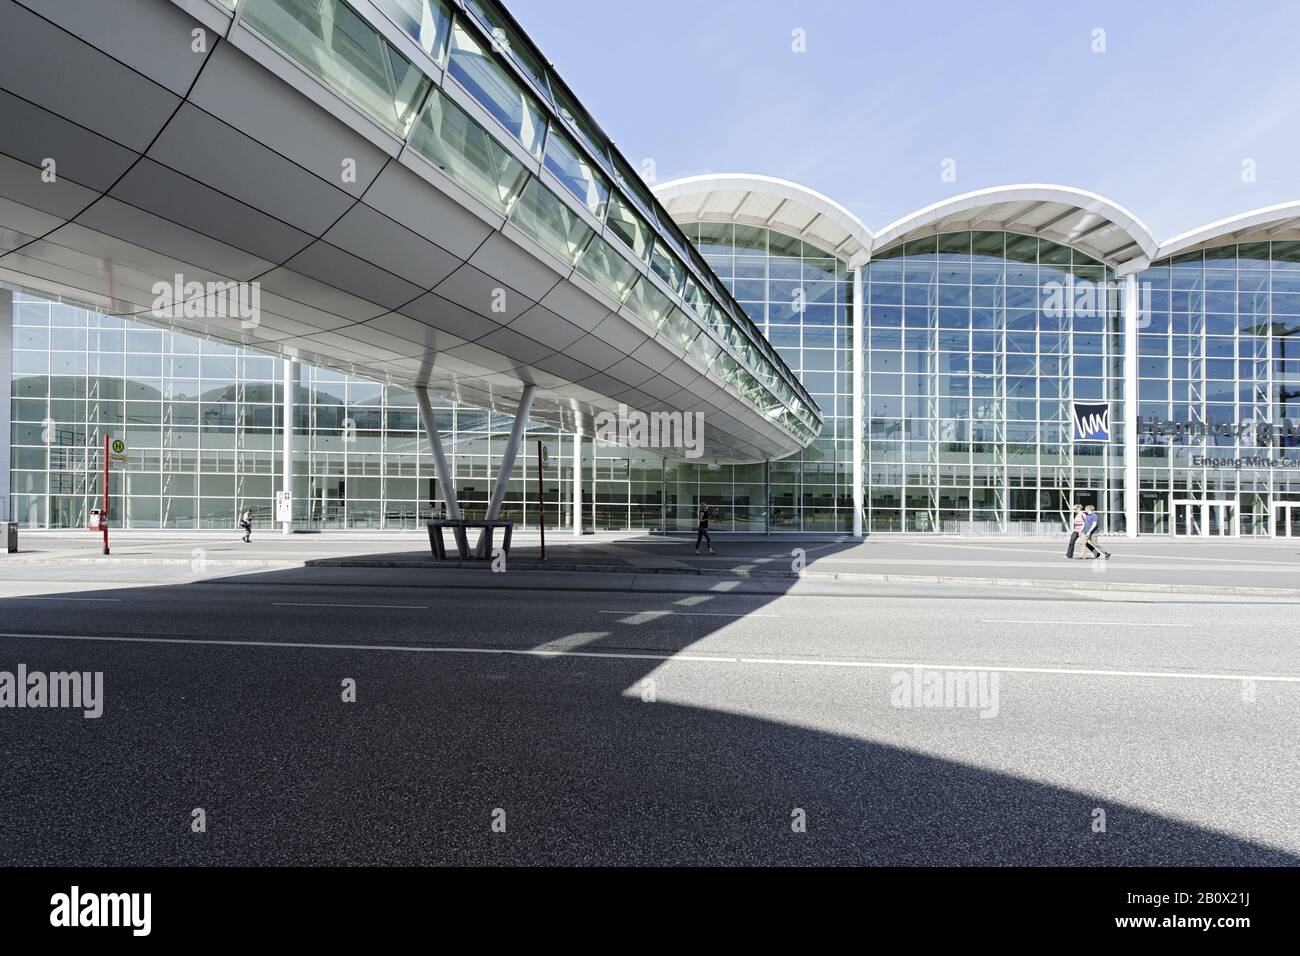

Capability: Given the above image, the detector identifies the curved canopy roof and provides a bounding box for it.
[656,174,873,265]
[656,179,1171,275]
[1156,201,1300,261]
[871,185,1159,272]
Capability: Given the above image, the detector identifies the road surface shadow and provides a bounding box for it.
[0,564,1294,866]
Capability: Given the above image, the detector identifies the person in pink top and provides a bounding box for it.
[1065,503,1101,559]
[1065,504,1086,559]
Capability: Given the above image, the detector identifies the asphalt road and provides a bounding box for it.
[0,570,1297,865]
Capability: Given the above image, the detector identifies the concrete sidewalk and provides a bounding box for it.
[307,534,1300,597]
[4,529,1298,598]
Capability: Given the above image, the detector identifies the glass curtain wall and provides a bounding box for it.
[33,234,1300,537]
[7,292,598,531]
[864,231,1126,534]
[681,221,853,532]
[9,297,281,530]
[1135,241,1300,535]
[8,292,791,533]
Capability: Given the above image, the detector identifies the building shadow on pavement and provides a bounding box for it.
[0,558,1294,866]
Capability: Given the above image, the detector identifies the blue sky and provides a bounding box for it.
[506,0,1300,241]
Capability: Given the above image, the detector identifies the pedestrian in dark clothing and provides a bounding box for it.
[240,507,254,544]
[695,503,715,554]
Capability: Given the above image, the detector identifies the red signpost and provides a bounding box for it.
[101,433,110,555]
[537,440,546,561]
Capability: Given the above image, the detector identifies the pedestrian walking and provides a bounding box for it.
[240,507,254,544]
[1083,504,1112,559]
[1065,504,1085,559]
[695,502,715,554]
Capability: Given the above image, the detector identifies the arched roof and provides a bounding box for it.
[1156,201,1300,261]
[650,169,1300,279]
[871,185,1159,272]
[653,178,1169,274]
[654,174,873,265]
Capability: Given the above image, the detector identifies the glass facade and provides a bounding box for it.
[240,0,431,137]
[5,291,756,533]
[6,291,577,531]
[688,222,855,532]
[1136,241,1300,536]
[12,233,1300,536]
[864,231,1126,533]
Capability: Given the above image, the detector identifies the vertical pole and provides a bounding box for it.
[0,287,11,527]
[102,433,110,555]
[764,459,771,535]
[852,265,865,538]
[536,440,545,560]
[1123,273,1140,538]
[572,424,583,536]
[660,457,666,533]
[281,357,296,534]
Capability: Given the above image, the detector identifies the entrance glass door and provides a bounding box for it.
[1275,504,1300,537]
[1172,500,1237,537]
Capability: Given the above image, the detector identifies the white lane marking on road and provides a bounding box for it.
[981,619,1194,628]
[530,631,610,653]
[272,602,428,609]
[2,596,122,602]
[598,609,780,619]
[734,656,1300,684]
[1,632,1297,685]
[0,632,736,664]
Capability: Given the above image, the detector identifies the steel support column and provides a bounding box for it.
[484,385,536,521]
[852,265,865,538]
[0,287,12,525]
[572,423,584,535]
[415,385,461,520]
[1123,273,1140,538]
[475,385,536,555]
[281,357,298,534]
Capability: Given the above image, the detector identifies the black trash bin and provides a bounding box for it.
[5,522,16,554]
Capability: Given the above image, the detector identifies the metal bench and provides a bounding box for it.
[427,519,514,560]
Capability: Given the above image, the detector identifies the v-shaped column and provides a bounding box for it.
[415,386,461,521]
[477,385,537,555]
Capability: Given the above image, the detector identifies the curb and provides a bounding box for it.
[4,554,1295,599]
[307,558,789,576]
[0,556,301,569]
[304,558,1300,598]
